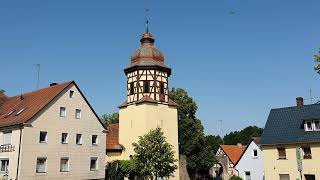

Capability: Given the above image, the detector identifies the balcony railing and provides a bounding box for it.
[0,144,15,153]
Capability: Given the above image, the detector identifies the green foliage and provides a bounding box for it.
[106,160,137,179]
[229,175,243,180]
[101,112,119,125]
[133,127,178,179]
[314,48,320,74]
[205,135,223,154]
[169,88,215,176]
[223,126,263,145]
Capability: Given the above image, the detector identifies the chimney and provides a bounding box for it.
[237,143,242,148]
[296,97,304,107]
[0,90,7,106]
[50,83,58,87]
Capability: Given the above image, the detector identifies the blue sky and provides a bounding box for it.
[1,0,320,135]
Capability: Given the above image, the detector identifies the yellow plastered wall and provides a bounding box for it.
[263,143,320,180]
[118,103,180,180]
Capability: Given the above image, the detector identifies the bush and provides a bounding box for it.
[229,175,243,180]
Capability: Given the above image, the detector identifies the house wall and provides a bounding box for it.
[0,127,22,180]
[17,84,106,180]
[236,142,264,180]
[118,103,180,180]
[263,143,320,180]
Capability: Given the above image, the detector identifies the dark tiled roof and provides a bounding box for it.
[0,82,72,128]
[261,104,320,145]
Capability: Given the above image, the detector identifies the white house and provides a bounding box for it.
[0,81,106,180]
[236,138,264,180]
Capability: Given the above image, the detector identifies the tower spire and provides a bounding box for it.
[145,8,150,33]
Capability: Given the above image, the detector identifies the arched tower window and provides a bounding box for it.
[160,82,165,95]
[143,81,150,93]
[129,82,134,95]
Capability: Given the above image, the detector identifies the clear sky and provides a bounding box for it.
[1,0,320,135]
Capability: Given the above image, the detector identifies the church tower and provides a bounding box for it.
[118,29,180,179]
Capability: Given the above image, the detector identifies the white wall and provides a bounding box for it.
[236,141,264,180]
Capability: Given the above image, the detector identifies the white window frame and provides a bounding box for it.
[244,171,251,180]
[3,130,12,145]
[36,157,47,173]
[69,90,75,98]
[0,159,9,173]
[39,131,47,143]
[76,134,82,145]
[90,157,98,171]
[61,133,68,144]
[60,157,69,172]
[75,109,82,119]
[313,120,320,131]
[60,107,66,117]
[92,135,98,146]
[305,120,313,131]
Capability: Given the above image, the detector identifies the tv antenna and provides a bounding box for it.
[35,64,40,90]
[309,89,313,104]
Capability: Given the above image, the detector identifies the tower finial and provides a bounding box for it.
[145,8,150,33]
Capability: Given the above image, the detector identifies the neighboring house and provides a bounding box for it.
[261,97,320,180]
[236,137,264,180]
[0,81,106,180]
[213,138,264,180]
[106,29,180,179]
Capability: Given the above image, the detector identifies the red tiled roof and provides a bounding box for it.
[106,123,123,151]
[0,81,73,128]
[220,145,246,165]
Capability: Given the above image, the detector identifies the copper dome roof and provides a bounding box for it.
[131,33,164,64]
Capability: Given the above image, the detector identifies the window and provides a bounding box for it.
[252,149,258,158]
[3,130,12,145]
[278,147,286,159]
[15,108,25,116]
[305,174,316,180]
[39,131,47,143]
[61,133,68,144]
[60,157,69,172]
[302,147,312,159]
[75,109,81,119]
[60,107,66,117]
[143,81,150,93]
[76,134,82,145]
[90,157,98,171]
[69,90,75,98]
[279,174,290,180]
[36,157,47,173]
[129,82,134,95]
[92,135,98,145]
[0,159,9,173]
[160,82,165,95]
[314,120,320,130]
[245,171,251,180]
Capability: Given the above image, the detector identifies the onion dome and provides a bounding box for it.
[131,33,164,64]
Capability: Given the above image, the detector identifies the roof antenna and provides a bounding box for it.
[145,8,150,33]
[35,64,40,90]
[309,89,313,104]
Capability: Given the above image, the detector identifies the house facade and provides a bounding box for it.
[262,97,320,180]
[213,138,264,180]
[236,138,264,180]
[106,29,180,179]
[0,81,106,180]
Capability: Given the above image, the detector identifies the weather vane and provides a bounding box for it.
[145,8,150,33]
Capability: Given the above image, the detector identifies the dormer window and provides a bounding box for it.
[304,120,320,131]
[305,121,313,131]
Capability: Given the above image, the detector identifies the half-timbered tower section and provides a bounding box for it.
[124,32,171,104]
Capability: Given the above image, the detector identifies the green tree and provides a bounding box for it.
[205,135,223,153]
[106,160,137,179]
[132,127,178,180]
[223,126,263,145]
[169,88,215,176]
[229,175,243,180]
[314,48,320,74]
[101,112,119,125]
